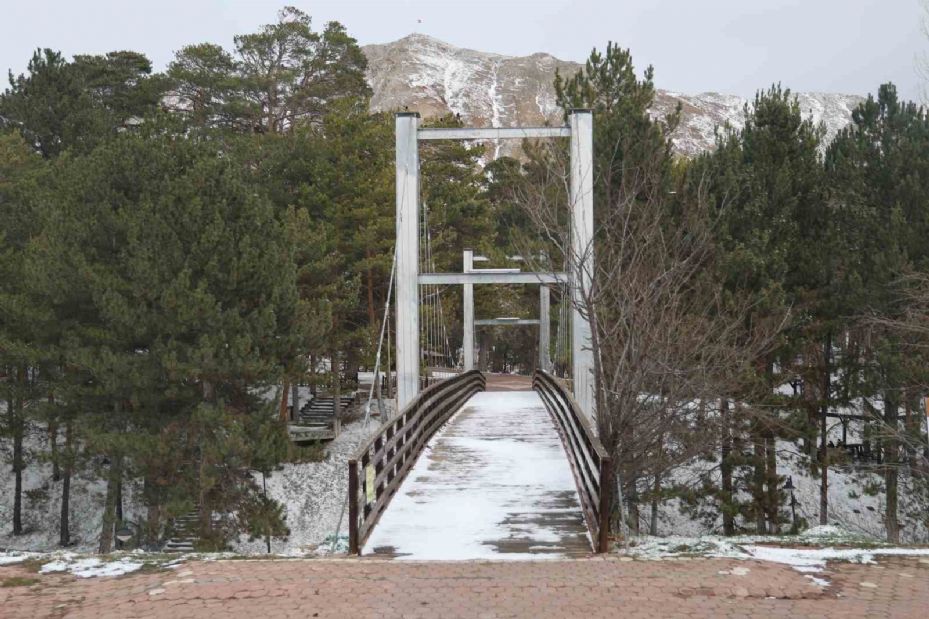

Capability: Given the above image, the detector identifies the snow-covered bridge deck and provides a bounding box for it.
[363,386,592,560]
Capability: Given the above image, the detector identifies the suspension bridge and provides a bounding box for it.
[341,111,613,559]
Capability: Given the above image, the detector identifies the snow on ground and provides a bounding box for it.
[0,550,41,566]
[649,436,928,544]
[363,391,589,561]
[38,553,145,578]
[0,549,162,578]
[230,403,390,555]
[0,419,145,554]
[623,527,929,586]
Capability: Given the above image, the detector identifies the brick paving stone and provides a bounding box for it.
[1,555,927,618]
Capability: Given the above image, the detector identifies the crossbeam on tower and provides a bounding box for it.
[418,127,572,140]
[475,318,541,326]
[419,272,567,285]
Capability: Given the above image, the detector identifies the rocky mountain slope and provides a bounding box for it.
[363,34,863,157]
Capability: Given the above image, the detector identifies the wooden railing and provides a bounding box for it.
[533,370,613,552]
[348,370,486,554]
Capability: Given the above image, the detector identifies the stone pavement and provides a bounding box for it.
[2,555,928,618]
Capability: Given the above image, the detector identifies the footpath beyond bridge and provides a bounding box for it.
[348,371,612,558]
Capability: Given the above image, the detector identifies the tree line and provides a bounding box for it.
[0,7,510,551]
[3,6,928,551]
[512,44,929,542]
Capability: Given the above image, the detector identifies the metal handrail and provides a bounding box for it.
[348,370,486,554]
[533,369,613,552]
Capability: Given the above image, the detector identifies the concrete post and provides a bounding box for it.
[539,285,551,371]
[569,109,596,421]
[395,113,420,409]
[463,249,474,371]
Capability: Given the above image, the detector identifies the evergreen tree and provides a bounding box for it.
[825,84,929,542]
[0,130,46,535]
[689,85,825,534]
[29,116,302,550]
[0,49,165,158]
[168,9,368,136]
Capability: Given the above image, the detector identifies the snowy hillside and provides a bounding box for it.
[2,402,927,555]
[363,34,864,157]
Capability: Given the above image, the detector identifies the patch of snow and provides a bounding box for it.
[38,552,144,578]
[0,416,145,553]
[488,60,502,160]
[805,574,831,587]
[801,524,848,539]
[0,551,41,565]
[624,532,929,588]
[741,544,929,574]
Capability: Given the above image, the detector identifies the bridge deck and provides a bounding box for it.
[363,389,592,560]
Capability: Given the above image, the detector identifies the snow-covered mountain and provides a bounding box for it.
[363,34,863,157]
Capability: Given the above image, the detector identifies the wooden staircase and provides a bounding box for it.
[288,393,354,442]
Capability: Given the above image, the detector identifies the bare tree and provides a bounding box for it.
[513,139,781,537]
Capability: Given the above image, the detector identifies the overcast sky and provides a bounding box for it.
[3,0,926,100]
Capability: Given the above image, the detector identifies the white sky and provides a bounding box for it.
[1,0,925,100]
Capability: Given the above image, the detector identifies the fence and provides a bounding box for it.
[533,369,613,552]
[347,370,486,553]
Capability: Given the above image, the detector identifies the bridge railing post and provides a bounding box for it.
[347,370,486,554]
[348,458,359,554]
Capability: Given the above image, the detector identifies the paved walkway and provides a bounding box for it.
[3,555,928,618]
[364,390,591,559]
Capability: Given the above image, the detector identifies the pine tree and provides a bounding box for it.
[0,130,46,535]
[826,83,929,542]
[686,85,826,534]
[0,49,164,158]
[30,115,303,550]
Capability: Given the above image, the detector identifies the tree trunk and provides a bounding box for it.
[649,473,661,536]
[627,480,640,536]
[332,351,342,419]
[765,431,779,533]
[116,475,124,527]
[291,382,300,422]
[484,331,493,372]
[884,392,900,543]
[98,454,122,553]
[366,249,377,328]
[720,399,735,536]
[278,380,290,422]
[819,332,831,526]
[59,420,73,546]
[753,428,767,534]
[49,418,60,482]
[310,355,318,397]
[144,474,162,547]
[11,392,24,536]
